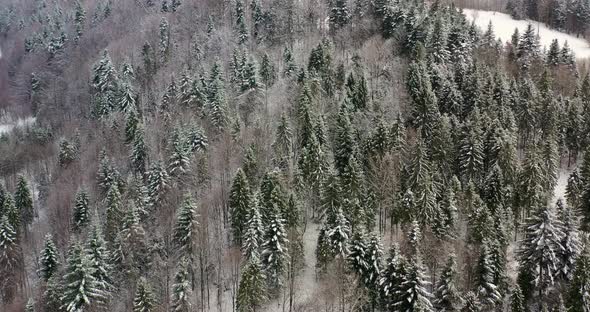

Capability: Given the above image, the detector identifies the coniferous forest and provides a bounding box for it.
[1,0,590,311]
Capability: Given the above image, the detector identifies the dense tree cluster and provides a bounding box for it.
[1,0,590,311]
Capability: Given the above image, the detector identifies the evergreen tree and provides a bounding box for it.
[74,1,86,43]
[272,114,293,170]
[237,254,267,312]
[92,50,118,117]
[230,169,251,245]
[407,60,440,138]
[394,255,434,311]
[236,0,249,44]
[283,46,297,77]
[261,213,289,289]
[104,184,123,242]
[547,39,561,66]
[518,205,564,306]
[133,278,156,312]
[61,243,108,312]
[326,207,351,258]
[206,62,228,130]
[379,243,407,310]
[146,161,170,208]
[557,201,581,281]
[25,298,34,312]
[434,254,463,311]
[329,0,351,30]
[461,291,481,312]
[476,240,501,307]
[168,127,191,175]
[72,189,90,232]
[131,125,148,174]
[171,260,191,312]
[242,204,263,260]
[567,241,590,312]
[510,285,525,312]
[86,226,112,296]
[0,215,19,302]
[59,139,78,167]
[159,17,170,62]
[15,175,34,227]
[259,53,276,88]
[39,233,59,281]
[3,194,19,231]
[174,195,199,259]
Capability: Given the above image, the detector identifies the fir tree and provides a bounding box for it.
[171,260,191,312]
[61,242,108,312]
[39,233,59,281]
[3,194,19,231]
[407,60,440,138]
[92,50,118,117]
[394,255,434,311]
[242,203,264,260]
[329,0,351,30]
[86,226,112,296]
[379,243,407,310]
[15,175,34,227]
[174,195,199,259]
[230,169,251,245]
[104,184,123,242]
[159,17,170,62]
[510,285,525,312]
[0,215,19,302]
[146,161,170,208]
[259,53,276,88]
[557,201,581,281]
[518,205,564,306]
[237,254,267,312]
[283,46,296,77]
[168,127,191,175]
[133,278,156,312]
[566,241,590,312]
[434,254,463,311]
[476,240,501,307]
[74,1,86,43]
[59,139,78,167]
[131,125,148,174]
[261,213,289,289]
[72,189,90,232]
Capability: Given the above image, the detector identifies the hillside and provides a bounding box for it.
[0,1,590,312]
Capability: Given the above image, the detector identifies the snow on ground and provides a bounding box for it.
[463,9,590,59]
[261,222,321,312]
[0,116,36,135]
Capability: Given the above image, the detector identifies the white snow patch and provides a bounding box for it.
[0,116,36,135]
[463,9,590,59]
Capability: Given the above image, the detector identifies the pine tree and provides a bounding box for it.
[120,203,147,271]
[230,169,251,245]
[566,240,590,312]
[557,201,581,281]
[394,255,434,311]
[72,189,90,232]
[259,53,276,88]
[329,0,351,30]
[242,203,263,260]
[146,161,170,208]
[124,109,139,144]
[3,194,19,231]
[272,114,293,170]
[59,139,78,167]
[206,62,228,130]
[518,205,564,306]
[407,60,440,138]
[133,278,156,312]
[92,50,119,117]
[159,17,170,62]
[131,125,148,174]
[261,213,289,289]
[510,285,525,312]
[61,242,108,312]
[461,291,481,312]
[434,254,463,311]
[547,39,561,66]
[174,195,199,259]
[476,240,501,307]
[379,243,407,310]
[0,215,19,302]
[39,233,59,281]
[86,226,112,296]
[168,127,191,175]
[237,254,267,312]
[104,184,123,242]
[15,175,34,227]
[171,260,191,312]
[235,0,249,45]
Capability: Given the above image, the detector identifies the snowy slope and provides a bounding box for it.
[463,9,590,59]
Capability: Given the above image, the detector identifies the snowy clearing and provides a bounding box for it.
[0,116,36,135]
[463,9,590,59]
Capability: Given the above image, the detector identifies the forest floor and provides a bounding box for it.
[463,9,590,59]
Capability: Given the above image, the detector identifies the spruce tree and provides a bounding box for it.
[566,241,590,312]
[104,184,122,242]
[131,125,148,174]
[237,254,267,312]
[72,189,90,232]
[133,278,156,312]
[171,260,191,312]
[39,233,59,281]
[406,60,440,138]
[434,254,463,311]
[61,242,108,312]
[476,240,501,307]
[557,201,581,281]
[259,53,276,88]
[379,243,407,310]
[329,0,351,30]
[230,169,251,245]
[174,195,199,259]
[86,226,112,296]
[3,194,19,231]
[146,161,170,208]
[0,215,19,302]
[15,175,34,227]
[261,213,289,289]
[394,255,434,311]
[518,205,564,306]
[510,285,525,312]
[168,127,191,175]
[242,203,263,260]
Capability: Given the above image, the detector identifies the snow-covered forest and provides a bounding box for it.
[1,0,590,311]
